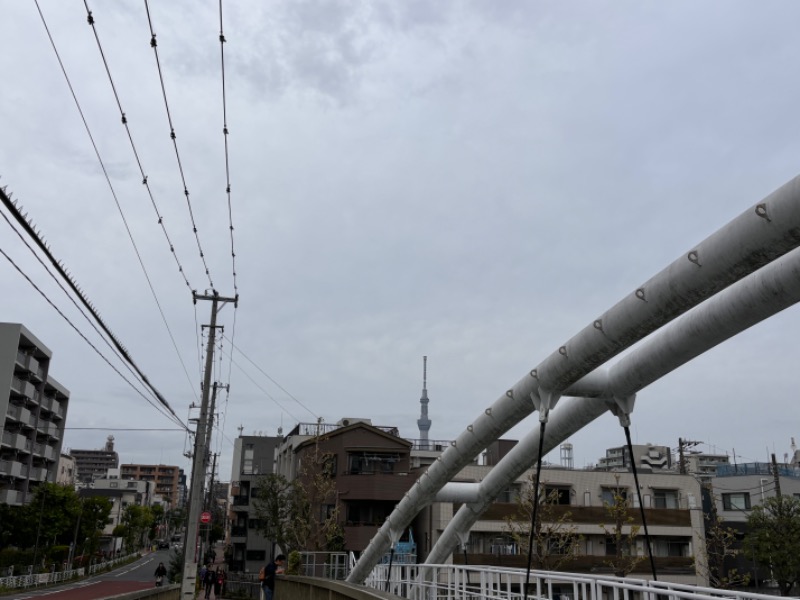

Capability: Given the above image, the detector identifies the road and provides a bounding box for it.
[3,550,175,600]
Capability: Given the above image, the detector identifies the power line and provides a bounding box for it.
[217,0,238,298]
[143,0,215,290]
[30,2,189,424]
[81,1,195,295]
[222,333,318,420]
[78,1,199,404]
[221,346,303,424]
[0,196,157,407]
[0,242,185,430]
[0,190,184,427]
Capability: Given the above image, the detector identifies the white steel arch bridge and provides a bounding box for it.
[348,174,800,584]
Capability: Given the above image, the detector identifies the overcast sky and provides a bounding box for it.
[2,1,800,482]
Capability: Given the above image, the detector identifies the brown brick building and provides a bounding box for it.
[120,463,181,507]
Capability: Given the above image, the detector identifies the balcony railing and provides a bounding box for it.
[232,495,249,506]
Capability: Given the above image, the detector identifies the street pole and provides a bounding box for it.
[181,291,237,600]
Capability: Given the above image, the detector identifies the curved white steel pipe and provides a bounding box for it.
[348,175,800,583]
[429,244,800,562]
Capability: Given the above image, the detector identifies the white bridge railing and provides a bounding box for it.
[363,564,788,600]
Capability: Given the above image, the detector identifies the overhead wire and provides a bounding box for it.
[81,0,199,403]
[222,333,318,420]
[0,242,185,430]
[1,189,184,427]
[216,0,239,457]
[143,0,215,290]
[0,196,160,408]
[217,0,238,298]
[30,1,186,425]
[219,345,303,424]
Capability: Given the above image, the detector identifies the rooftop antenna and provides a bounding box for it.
[417,356,431,450]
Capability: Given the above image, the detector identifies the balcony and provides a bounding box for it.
[230,525,247,538]
[40,395,53,412]
[1,431,30,452]
[232,495,250,507]
[6,404,32,425]
[0,489,21,505]
[10,376,35,399]
[0,460,28,478]
[29,466,47,481]
[0,459,28,478]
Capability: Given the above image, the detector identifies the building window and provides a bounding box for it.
[243,444,254,475]
[109,481,118,488]
[246,550,266,561]
[544,486,571,505]
[652,489,679,509]
[601,487,628,506]
[605,537,633,557]
[347,452,399,474]
[497,484,521,503]
[722,492,751,511]
[653,537,690,557]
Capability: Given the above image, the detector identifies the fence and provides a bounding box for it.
[0,552,139,591]
[363,563,788,600]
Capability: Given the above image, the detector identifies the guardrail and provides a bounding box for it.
[0,552,139,591]
[363,564,786,600]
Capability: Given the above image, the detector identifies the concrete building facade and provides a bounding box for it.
[228,434,282,573]
[71,435,119,484]
[428,464,707,586]
[0,322,69,505]
[120,463,182,508]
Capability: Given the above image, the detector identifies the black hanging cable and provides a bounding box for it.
[143,0,214,289]
[623,425,658,581]
[222,333,318,420]
[217,0,238,298]
[219,346,303,423]
[524,420,547,597]
[80,2,199,404]
[0,244,186,430]
[0,203,156,404]
[0,189,183,425]
[82,2,195,296]
[384,546,395,593]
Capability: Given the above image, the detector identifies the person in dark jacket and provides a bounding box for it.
[154,562,167,586]
[261,554,285,600]
[203,566,216,599]
[213,567,226,598]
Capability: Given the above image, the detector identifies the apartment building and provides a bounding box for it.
[0,322,70,505]
[72,435,119,484]
[229,434,282,573]
[120,463,182,507]
[597,443,673,471]
[423,464,707,586]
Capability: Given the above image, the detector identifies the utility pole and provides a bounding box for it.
[677,438,701,475]
[771,453,782,497]
[181,291,237,600]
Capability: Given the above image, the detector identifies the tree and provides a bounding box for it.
[78,497,112,561]
[599,477,641,577]
[503,476,581,571]
[744,495,800,596]
[253,435,343,555]
[120,505,154,552]
[697,487,749,589]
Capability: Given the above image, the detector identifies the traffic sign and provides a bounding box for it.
[200,511,211,524]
